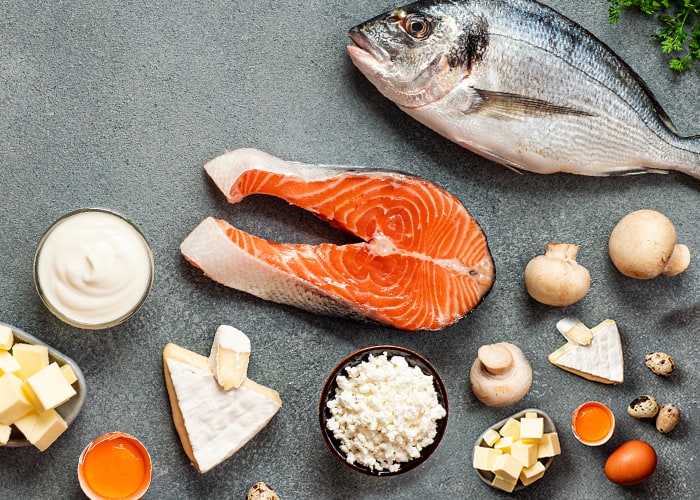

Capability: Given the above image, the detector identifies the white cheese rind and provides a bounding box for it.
[166,357,280,473]
[208,325,251,390]
[548,319,624,384]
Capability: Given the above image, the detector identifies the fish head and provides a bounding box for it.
[348,1,488,108]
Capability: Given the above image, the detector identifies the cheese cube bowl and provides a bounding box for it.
[0,321,86,447]
[319,345,448,476]
[474,408,558,491]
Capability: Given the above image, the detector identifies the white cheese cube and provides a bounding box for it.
[0,423,11,445]
[492,453,523,481]
[511,440,538,468]
[492,474,518,492]
[0,372,34,424]
[499,418,521,441]
[493,435,513,453]
[0,326,13,350]
[25,362,77,413]
[482,428,500,447]
[473,445,502,471]
[520,460,547,486]
[0,350,21,375]
[12,344,49,379]
[537,432,561,458]
[13,409,67,451]
[520,416,544,442]
[59,364,78,385]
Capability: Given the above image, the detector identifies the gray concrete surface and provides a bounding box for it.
[1,1,698,498]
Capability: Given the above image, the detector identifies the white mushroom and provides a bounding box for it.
[470,342,532,407]
[609,209,690,279]
[524,243,591,306]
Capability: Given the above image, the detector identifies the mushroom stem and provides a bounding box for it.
[545,243,579,260]
[663,244,690,276]
[477,344,513,375]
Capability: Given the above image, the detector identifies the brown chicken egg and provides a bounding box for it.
[604,440,657,485]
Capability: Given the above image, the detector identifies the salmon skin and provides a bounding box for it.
[181,148,494,331]
[348,0,700,178]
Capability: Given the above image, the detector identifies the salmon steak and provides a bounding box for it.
[180,148,494,331]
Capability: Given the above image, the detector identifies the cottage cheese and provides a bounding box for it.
[325,353,446,472]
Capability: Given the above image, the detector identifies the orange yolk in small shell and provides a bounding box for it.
[572,402,614,444]
[80,433,150,499]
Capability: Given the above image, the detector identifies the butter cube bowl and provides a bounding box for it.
[318,345,448,476]
[473,408,558,492]
[0,321,86,447]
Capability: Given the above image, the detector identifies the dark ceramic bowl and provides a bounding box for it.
[473,408,557,491]
[319,345,448,476]
[1,321,87,447]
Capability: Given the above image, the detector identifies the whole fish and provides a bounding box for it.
[348,0,700,178]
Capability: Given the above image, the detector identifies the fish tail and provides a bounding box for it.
[670,135,700,180]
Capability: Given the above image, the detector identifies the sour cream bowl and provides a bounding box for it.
[34,208,155,330]
[319,345,448,476]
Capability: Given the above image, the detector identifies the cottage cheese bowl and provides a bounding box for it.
[319,345,448,476]
[34,208,154,329]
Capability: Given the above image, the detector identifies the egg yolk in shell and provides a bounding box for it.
[82,435,148,498]
[573,402,614,443]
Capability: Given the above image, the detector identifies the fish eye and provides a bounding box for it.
[402,14,431,39]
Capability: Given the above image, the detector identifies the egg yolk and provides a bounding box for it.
[83,437,147,498]
[574,403,613,442]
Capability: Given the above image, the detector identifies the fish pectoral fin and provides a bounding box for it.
[464,88,594,121]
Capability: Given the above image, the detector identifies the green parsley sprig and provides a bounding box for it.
[608,0,700,75]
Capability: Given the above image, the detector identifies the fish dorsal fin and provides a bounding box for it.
[467,88,594,121]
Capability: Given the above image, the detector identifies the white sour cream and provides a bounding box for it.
[34,209,154,329]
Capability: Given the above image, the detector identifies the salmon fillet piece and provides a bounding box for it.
[181,148,494,331]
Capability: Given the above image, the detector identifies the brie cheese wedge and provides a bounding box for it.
[163,343,281,473]
[548,319,624,384]
[208,325,251,390]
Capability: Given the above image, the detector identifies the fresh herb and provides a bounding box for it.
[608,0,700,75]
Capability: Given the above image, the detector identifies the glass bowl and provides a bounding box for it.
[33,208,154,329]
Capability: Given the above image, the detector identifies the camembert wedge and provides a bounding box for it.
[548,319,624,384]
[163,342,281,473]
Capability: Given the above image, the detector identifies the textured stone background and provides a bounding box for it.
[1,1,698,498]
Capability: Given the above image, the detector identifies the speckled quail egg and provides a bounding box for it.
[656,404,680,434]
[628,395,660,419]
[247,482,280,500]
[645,352,676,377]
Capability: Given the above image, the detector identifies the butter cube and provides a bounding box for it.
[525,412,538,419]
[537,432,561,458]
[482,428,501,447]
[491,474,518,493]
[511,440,538,468]
[473,445,502,471]
[520,460,547,486]
[0,373,34,424]
[0,350,21,375]
[499,418,521,441]
[520,416,544,442]
[12,344,49,379]
[0,423,11,445]
[13,409,67,451]
[59,364,78,385]
[25,362,77,413]
[492,453,523,481]
[493,436,513,454]
[0,326,13,350]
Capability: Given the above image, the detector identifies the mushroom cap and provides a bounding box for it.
[609,210,676,279]
[469,342,532,407]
